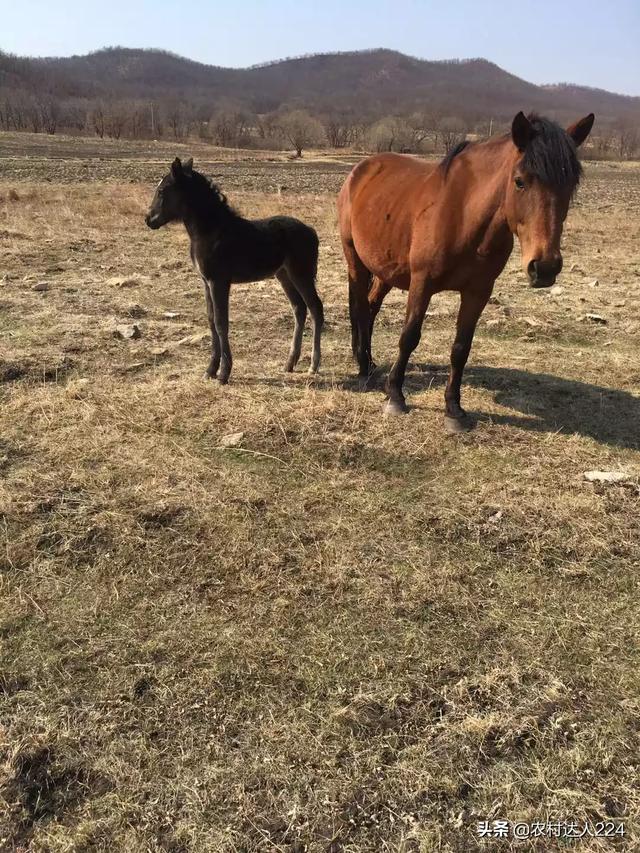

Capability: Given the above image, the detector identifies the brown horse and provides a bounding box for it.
[338,111,594,430]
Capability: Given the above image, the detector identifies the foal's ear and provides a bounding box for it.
[171,157,182,177]
[183,157,193,174]
[566,113,595,147]
[511,111,535,152]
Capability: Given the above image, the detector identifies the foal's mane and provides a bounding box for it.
[439,114,582,192]
[189,170,237,214]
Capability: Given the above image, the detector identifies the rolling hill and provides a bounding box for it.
[1,46,638,124]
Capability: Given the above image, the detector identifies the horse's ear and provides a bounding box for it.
[183,157,193,174]
[171,157,182,177]
[567,113,595,148]
[512,112,535,152]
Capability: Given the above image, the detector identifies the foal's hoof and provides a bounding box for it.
[203,371,217,381]
[384,398,409,416]
[444,414,473,434]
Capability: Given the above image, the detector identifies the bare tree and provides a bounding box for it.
[104,102,127,139]
[438,116,467,153]
[613,120,640,159]
[278,110,325,157]
[323,115,358,149]
[91,103,106,138]
[26,96,43,133]
[210,108,250,147]
[367,117,413,153]
[256,111,279,142]
[0,90,26,130]
[127,102,149,138]
[39,97,60,134]
[163,100,192,141]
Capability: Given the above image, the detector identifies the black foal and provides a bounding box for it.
[145,157,324,384]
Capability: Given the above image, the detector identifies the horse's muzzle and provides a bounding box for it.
[527,257,562,288]
[145,214,162,230]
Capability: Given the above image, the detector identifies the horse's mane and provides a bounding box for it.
[440,140,473,177]
[439,115,582,192]
[521,114,582,191]
[189,170,237,216]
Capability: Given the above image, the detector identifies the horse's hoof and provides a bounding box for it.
[284,363,295,373]
[218,375,230,386]
[308,366,319,375]
[384,398,408,416]
[444,414,473,434]
[204,371,217,380]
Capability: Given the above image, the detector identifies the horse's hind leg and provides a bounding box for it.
[385,274,432,414]
[276,268,307,372]
[368,277,392,363]
[343,243,373,378]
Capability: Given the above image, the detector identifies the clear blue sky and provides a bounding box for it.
[3,0,639,96]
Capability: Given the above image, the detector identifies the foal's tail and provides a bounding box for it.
[304,224,319,283]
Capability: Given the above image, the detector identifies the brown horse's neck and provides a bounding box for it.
[445,136,514,254]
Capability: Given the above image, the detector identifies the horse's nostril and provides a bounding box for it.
[527,260,538,278]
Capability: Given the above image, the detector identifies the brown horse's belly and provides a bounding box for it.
[350,221,412,286]
[344,157,435,288]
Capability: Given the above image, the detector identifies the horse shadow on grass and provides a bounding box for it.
[399,363,640,452]
[235,362,639,451]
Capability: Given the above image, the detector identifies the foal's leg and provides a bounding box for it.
[211,279,232,384]
[385,276,432,415]
[203,279,221,379]
[444,285,492,432]
[289,274,324,374]
[276,269,307,372]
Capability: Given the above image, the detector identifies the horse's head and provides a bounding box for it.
[145,157,194,229]
[504,112,594,287]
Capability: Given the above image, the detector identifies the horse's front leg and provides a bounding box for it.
[444,284,492,432]
[385,275,432,415]
[203,279,221,379]
[211,279,232,385]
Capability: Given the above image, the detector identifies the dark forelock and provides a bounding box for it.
[521,115,583,191]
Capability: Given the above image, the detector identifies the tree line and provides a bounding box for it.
[0,88,638,159]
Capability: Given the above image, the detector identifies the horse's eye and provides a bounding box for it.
[514,177,525,190]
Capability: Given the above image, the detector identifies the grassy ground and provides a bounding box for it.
[1,133,639,852]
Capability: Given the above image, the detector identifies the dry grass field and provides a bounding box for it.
[1,133,639,853]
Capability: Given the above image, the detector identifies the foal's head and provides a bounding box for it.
[504,112,594,287]
[145,158,230,229]
[145,157,194,229]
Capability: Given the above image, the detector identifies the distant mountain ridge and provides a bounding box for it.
[1,46,638,123]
